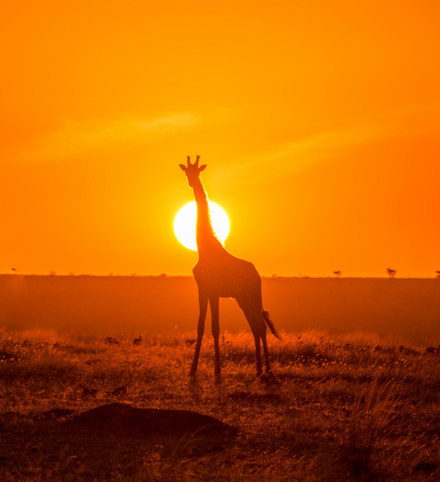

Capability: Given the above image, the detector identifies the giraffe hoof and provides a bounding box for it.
[189,370,197,377]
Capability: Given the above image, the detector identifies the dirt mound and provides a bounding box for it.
[73,403,236,439]
[1,404,237,474]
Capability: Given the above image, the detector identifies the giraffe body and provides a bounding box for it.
[180,156,280,377]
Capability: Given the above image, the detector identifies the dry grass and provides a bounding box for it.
[1,327,440,481]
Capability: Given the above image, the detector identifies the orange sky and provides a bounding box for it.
[1,0,439,278]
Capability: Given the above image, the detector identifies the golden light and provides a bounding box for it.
[174,201,230,251]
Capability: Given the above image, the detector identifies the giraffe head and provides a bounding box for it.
[179,156,207,188]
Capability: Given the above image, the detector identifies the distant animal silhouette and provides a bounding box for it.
[132,334,143,345]
[110,386,128,396]
[180,156,281,378]
[386,268,396,277]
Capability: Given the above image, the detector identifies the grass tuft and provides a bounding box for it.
[339,375,397,476]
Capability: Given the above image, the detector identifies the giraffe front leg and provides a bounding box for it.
[190,290,208,376]
[209,296,221,376]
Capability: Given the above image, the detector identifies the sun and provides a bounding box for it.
[174,201,230,251]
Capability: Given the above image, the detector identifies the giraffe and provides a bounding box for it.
[179,156,281,377]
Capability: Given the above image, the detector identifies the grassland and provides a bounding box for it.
[1,327,440,481]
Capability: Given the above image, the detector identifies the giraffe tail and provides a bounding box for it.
[262,310,282,340]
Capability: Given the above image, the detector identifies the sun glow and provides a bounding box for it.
[174,201,230,251]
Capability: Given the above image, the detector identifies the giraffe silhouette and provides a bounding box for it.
[180,156,281,378]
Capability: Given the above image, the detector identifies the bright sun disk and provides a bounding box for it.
[174,201,230,251]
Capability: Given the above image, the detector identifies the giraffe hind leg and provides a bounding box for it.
[261,333,276,378]
[239,301,266,377]
[253,334,263,377]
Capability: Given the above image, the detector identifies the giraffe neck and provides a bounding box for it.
[192,178,225,257]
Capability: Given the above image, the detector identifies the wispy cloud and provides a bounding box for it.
[212,108,439,186]
[212,121,378,186]
[261,122,377,170]
[16,113,199,161]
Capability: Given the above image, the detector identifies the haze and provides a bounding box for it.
[1,0,439,277]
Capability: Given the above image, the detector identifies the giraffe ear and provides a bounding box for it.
[200,165,207,171]
[179,164,187,171]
